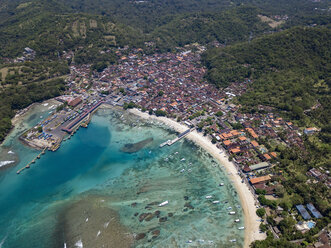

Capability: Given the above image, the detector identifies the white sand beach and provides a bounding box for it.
[129,108,266,247]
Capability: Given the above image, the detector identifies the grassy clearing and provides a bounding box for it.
[258,15,285,28]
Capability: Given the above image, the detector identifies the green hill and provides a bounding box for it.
[0,1,143,59]
[151,6,270,50]
[202,26,330,122]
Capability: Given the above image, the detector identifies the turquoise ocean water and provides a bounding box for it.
[0,106,244,247]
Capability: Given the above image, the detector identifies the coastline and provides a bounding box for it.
[4,101,265,246]
[128,108,266,247]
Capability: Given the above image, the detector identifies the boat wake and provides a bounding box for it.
[0,235,7,248]
[75,239,83,248]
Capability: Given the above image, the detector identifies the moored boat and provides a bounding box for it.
[159,200,169,207]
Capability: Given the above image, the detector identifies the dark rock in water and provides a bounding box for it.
[131,202,137,207]
[154,210,161,217]
[136,233,146,240]
[147,201,159,206]
[145,206,152,210]
[120,138,153,153]
[159,217,167,222]
[152,230,160,237]
[183,208,188,212]
[139,213,149,222]
[168,213,173,217]
[184,202,194,209]
[54,195,134,248]
[134,212,139,217]
[184,196,189,200]
[144,213,155,221]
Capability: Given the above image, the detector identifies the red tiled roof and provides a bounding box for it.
[250,175,271,184]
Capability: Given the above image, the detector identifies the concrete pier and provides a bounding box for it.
[159,128,193,148]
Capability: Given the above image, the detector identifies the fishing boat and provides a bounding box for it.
[235,219,240,223]
[230,239,236,243]
[212,201,220,204]
[238,227,245,230]
[205,195,213,199]
[229,211,236,215]
[219,183,224,186]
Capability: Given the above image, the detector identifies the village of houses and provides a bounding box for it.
[17,45,330,245]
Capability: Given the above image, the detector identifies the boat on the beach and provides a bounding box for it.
[229,211,236,215]
[159,200,169,207]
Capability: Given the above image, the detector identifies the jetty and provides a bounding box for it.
[160,128,194,147]
[16,147,47,174]
[62,101,102,134]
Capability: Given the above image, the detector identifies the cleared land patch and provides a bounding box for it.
[258,15,285,28]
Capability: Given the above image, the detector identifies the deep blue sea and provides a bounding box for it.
[0,103,244,247]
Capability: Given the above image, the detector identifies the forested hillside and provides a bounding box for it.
[151,6,270,50]
[0,1,144,58]
[202,26,330,123]
[51,0,331,31]
[1,0,330,57]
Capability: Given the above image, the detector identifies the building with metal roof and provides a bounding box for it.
[296,205,311,220]
[306,203,323,219]
[249,162,270,171]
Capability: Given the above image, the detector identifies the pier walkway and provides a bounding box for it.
[16,147,47,175]
[160,128,194,148]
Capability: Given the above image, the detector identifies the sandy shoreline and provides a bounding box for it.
[11,99,61,127]
[128,108,266,247]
